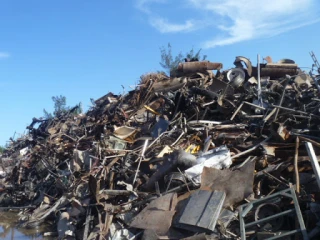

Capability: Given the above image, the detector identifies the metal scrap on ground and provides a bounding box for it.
[1,53,320,239]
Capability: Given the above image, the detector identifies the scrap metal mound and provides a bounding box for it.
[1,56,320,239]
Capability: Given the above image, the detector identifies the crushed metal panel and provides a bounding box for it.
[177,190,226,233]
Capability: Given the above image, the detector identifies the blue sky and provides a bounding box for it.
[1,0,320,145]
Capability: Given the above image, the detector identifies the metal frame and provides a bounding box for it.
[239,187,309,240]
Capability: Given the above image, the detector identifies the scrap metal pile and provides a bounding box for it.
[1,53,320,239]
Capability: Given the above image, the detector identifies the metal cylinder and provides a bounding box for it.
[178,61,223,73]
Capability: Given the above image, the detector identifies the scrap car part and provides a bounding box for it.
[234,56,253,76]
[227,68,246,88]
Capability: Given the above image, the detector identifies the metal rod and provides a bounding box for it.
[274,82,288,121]
[244,101,265,110]
[257,54,262,105]
[231,137,270,159]
[262,171,290,187]
[267,229,301,240]
[230,102,244,120]
[133,139,149,185]
[289,187,309,240]
[271,105,320,119]
[299,136,320,148]
[305,142,320,190]
[231,101,265,121]
[245,209,295,227]
[294,137,300,193]
[170,131,185,147]
[0,205,36,210]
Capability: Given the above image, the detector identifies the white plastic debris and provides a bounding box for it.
[19,147,29,156]
[185,146,232,184]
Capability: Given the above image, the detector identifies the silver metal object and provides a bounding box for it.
[257,54,262,106]
[177,190,226,232]
[227,68,246,88]
[133,139,149,184]
[305,142,320,190]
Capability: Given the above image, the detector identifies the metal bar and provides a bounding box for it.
[299,136,320,148]
[263,171,290,187]
[133,139,149,184]
[83,206,91,240]
[0,205,36,210]
[241,203,253,218]
[244,115,264,118]
[165,181,194,194]
[240,188,309,240]
[281,192,293,198]
[239,205,246,240]
[232,156,256,170]
[231,137,270,159]
[230,102,244,120]
[267,229,301,240]
[273,81,288,121]
[240,188,291,208]
[231,101,265,121]
[305,142,320,190]
[271,105,320,119]
[257,54,262,105]
[243,101,265,110]
[264,107,277,122]
[170,131,185,147]
[295,137,300,193]
[290,188,309,240]
[245,209,295,228]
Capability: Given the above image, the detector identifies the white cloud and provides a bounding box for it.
[135,0,198,33]
[150,18,196,33]
[136,0,167,14]
[0,52,10,59]
[136,0,320,47]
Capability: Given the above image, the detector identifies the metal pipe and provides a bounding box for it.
[305,142,320,190]
[133,139,149,184]
[231,137,271,159]
[271,105,320,119]
[274,82,288,121]
[257,54,262,105]
[294,137,300,193]
[243,101,265,110]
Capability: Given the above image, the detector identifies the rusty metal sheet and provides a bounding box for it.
[201,161,255,207]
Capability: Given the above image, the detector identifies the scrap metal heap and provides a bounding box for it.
[1,54,320,239]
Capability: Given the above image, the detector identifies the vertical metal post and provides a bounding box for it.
[294,137,300,193]
[239,205,246,240]
[290,188,309,240]
[257,54,262,106]
[305,142,320,190]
